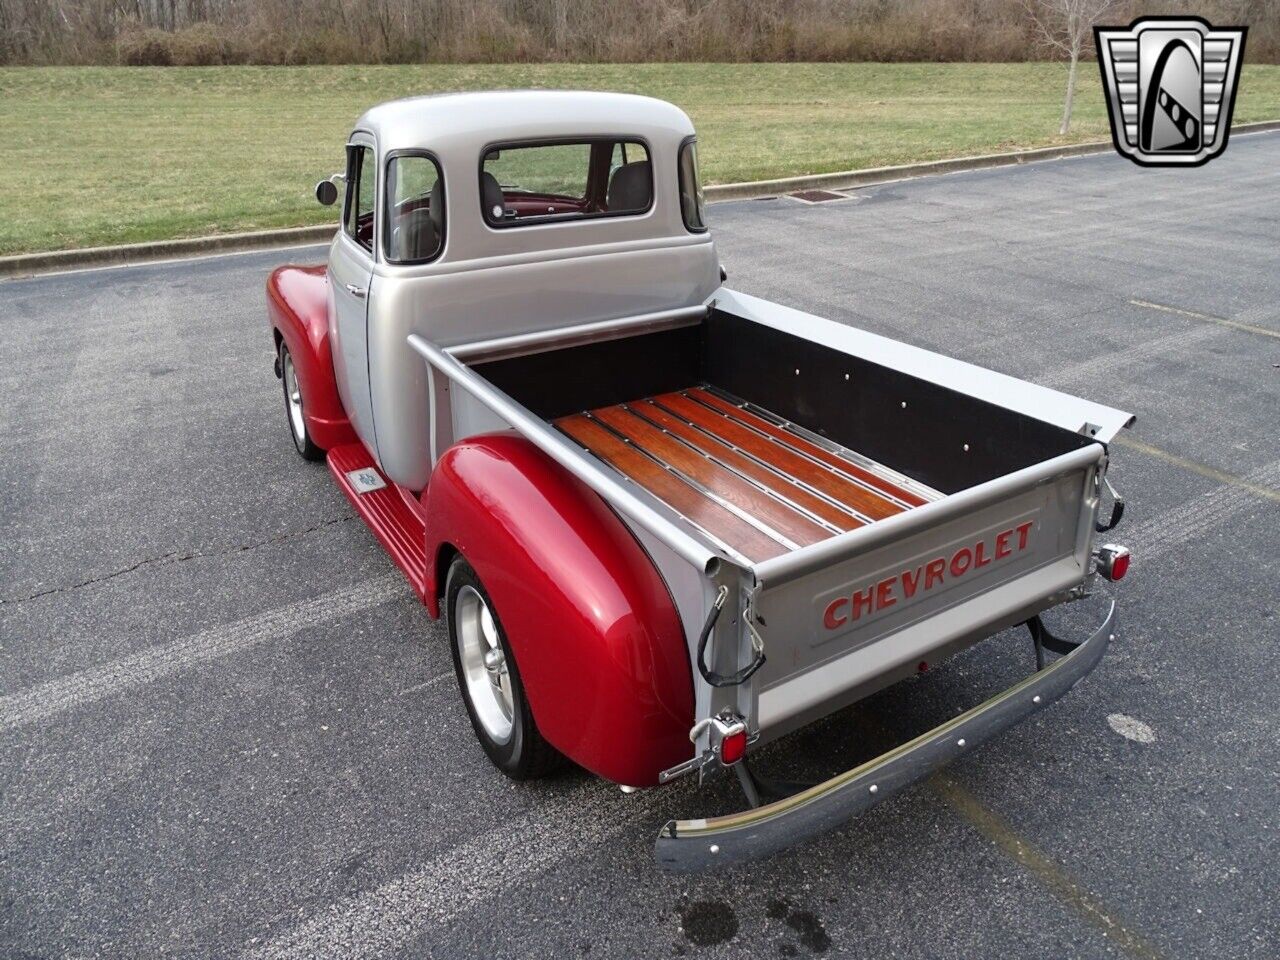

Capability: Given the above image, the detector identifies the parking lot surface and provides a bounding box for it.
[2,132,1277,959]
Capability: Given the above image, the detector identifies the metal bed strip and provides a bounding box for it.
[564,427,761,567]
[643,397,878,527]
[709,388,944,504]
[623,403,851,536]
[548,424,759,568]
[581,413,803,553]
[696,386,936,512]
[676,390,916,514]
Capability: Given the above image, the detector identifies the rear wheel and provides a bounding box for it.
[445,556,563,779]
[279,343,323,462]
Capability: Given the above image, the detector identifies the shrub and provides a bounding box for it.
[117,26,174,67]
[167,22,239,66]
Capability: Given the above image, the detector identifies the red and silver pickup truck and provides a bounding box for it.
[267,91,1134,870]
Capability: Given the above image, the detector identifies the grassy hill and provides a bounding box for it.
[2,62,1278,256]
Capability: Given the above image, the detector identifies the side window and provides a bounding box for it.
[678,138,707,233]
[480,139,651,227]
[344,145,376,253]
[385,154,445,264]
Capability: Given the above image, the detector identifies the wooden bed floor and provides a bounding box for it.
[554,386,937,564]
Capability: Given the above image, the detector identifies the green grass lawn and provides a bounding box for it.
[2,62,1278,256]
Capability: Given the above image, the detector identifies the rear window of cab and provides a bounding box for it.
[480,138,652,228]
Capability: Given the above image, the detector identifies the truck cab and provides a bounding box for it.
[268,91,1133,871]
[313,91,718,490]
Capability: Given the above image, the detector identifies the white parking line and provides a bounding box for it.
[1124,459,1280,561]
[1115,436,1280,505]
[0,573,406,734]
[1040,324,1221,390]
[934,775,1166,960]
[399,671,452,696]
[245,784,661,960]
[1130,299,1280,341]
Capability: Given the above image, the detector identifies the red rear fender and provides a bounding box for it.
[422,433,694,786]
[266,264,355,450]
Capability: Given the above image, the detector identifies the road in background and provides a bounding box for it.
[2,132,1277,959]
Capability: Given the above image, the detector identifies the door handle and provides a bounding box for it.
[345,283,367,299]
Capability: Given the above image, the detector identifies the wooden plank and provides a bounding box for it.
[628,401,864,534]
[555,414,788,563]
[591,406,832,549]
[652,392,905,521]
[686,388,928,508]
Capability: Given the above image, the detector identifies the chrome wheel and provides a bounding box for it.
[445,557,563,779]
[281,350,306,445]
[454,584,514,744]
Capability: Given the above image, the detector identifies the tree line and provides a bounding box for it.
[2,0,1275,65]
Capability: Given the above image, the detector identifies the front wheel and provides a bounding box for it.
[279,343,323,462]
[445,556,563,779]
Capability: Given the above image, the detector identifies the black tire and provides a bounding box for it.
[445,556,563,779]
[279,343,324,462]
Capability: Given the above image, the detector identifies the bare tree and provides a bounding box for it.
[549,0,568,50]
[2,2,1277,68]
[1023,0,1118,135]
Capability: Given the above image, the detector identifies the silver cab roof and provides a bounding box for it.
[353,90,696,155]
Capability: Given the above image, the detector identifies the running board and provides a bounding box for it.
[328,444,429,601]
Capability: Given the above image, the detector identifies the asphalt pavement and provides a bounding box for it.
[2,131,1277,960]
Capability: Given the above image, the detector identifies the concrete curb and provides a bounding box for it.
[4,120,1278,280]
[703,119,1280,200]
[704,140,1114,201]
[0,224,337,280]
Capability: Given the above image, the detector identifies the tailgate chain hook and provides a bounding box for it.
[697,585,767,687]
[1096,475,1125,532]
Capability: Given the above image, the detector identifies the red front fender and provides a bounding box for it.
[422,433,694,787]
[266,264,356,450]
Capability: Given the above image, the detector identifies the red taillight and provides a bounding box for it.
[1111,552,1130,580]
[1096,544,1130,582]
[697,714,749,767]
[720,729,747,765]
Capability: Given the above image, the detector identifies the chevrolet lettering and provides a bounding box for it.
[823,521,1036,630]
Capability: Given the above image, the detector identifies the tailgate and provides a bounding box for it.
[750,443,1105,733]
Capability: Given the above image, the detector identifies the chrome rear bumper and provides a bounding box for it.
[655,601,1116,871]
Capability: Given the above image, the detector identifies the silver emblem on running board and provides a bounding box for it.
[346,468,386,494]
[1095,17,1246,167]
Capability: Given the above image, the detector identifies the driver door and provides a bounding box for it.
[329,138,377,450]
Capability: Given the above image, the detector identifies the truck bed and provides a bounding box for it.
[555,386,940,564]
[466,303,1102,574]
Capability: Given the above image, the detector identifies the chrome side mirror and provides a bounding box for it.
[315,174,344,206]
